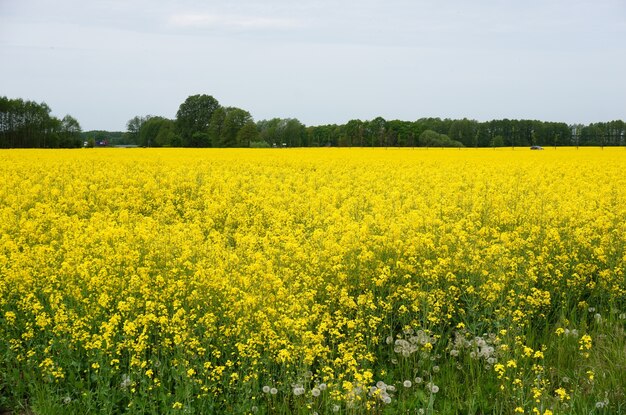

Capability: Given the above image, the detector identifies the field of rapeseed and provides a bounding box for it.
[1,148,625,414]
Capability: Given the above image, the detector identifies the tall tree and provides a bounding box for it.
[176,94,220,147]
[236,120,259,147]
[220,107,253,147]
[0,96,81,148]
[126,115,151,145]
[139,117,179,147]
[58,115,82,148]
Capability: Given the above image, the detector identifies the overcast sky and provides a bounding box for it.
[1,0,625,131]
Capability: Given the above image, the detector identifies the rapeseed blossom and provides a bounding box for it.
[0,148,625,413]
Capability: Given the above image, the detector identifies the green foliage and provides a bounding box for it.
[0,96,82,148]
[236,120,260,147]
[491,135,505,147]
[125,115,150,145]
[138,117,179,147]
[256,118,306,147]
[209,107,254,147]
[419,129,463,147]
[175,94,220,147]
[4,94,626,149]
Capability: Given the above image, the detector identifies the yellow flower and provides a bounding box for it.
[579,334,592,350]
[494,363,506,378]
[554,387,569,401]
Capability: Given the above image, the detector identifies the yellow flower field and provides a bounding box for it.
[1,148,625,414]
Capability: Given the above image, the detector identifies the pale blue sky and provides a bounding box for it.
[1,0,625,131]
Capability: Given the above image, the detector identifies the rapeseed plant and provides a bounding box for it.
[0,148,624,414]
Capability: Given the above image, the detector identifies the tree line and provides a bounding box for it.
[0,96,82,148]
[2,94,624,148]
[127,94,625,148]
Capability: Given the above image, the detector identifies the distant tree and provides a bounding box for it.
[156,121,181,147]
[256,118,306,147]
[236,120,259,147]
[257,118,281,146]
[220,107,253,147]
[0,96,81,148]
[491,135,505,148]
[345,119,365,147]
[208,107,227,147]
[58,115,82,147]
[366,117,387,147]
[126,115,151,145]
[306,124,339,147]
[176,94,220,147]
[139,117,179,147]
[281,119,306,147]
[448,118,477,147]
[418,129,462,147]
